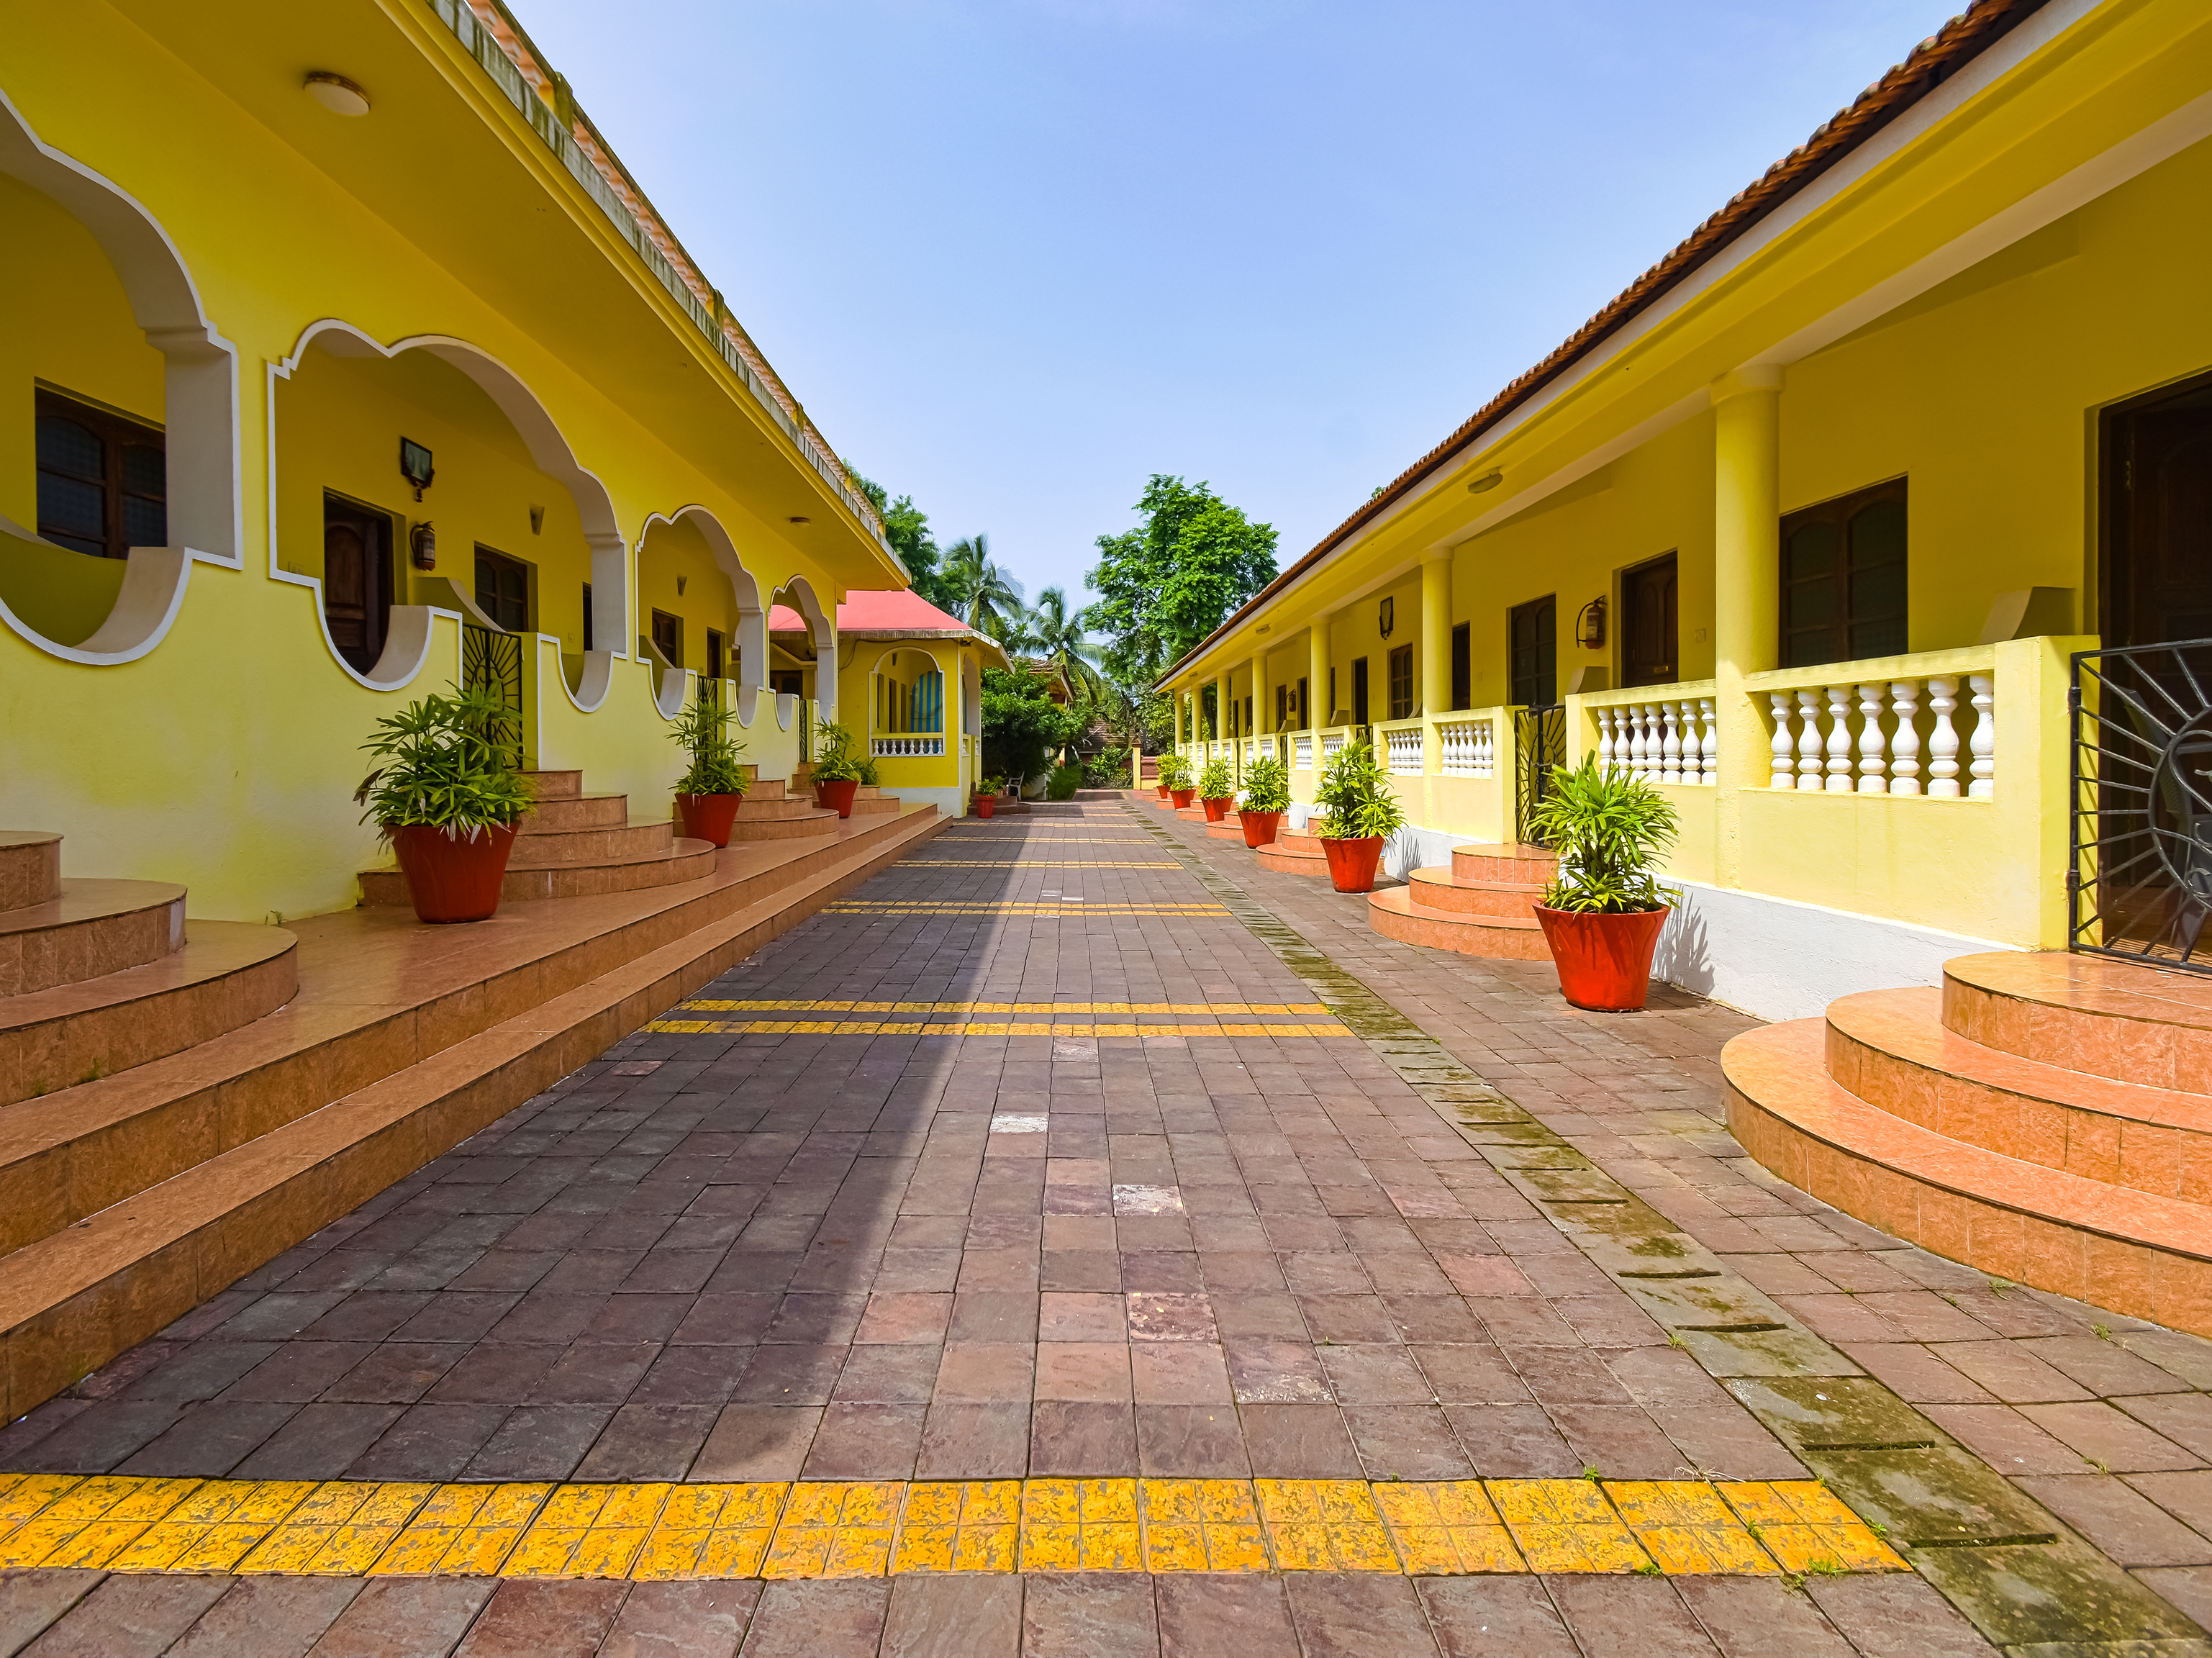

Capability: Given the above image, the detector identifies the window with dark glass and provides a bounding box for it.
[581,584,594,652]
[35,387,165,559]
[1296,676,1307,727]
[707,628,725,681]
[1781,479,1907,668]
[1327,669,1336,722]
[1387,644,1414,720]
[1622,553,1678,687]
[473,545,530,632]
[1451,622,1470,710]
[1510,594,1556,706]
[1351,656,1369,728]
[772,669,804,697]
[649,608,681,668]
[1275,684,1287,730]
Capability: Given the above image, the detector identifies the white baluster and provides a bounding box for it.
[1660,703,1682,784]
[1824,685,1854,792]
[1640,704,1660,780]
[1596,709,1615,774]
[1887,681,1921,795]
[1477,722,1494,779]
[1927,676,1960,797]
[1700,699,1718,785]
[1769,692,1798,789]
[1968,674,1995,799]
[1797,690,1825,789]
[1856,683,1887,794]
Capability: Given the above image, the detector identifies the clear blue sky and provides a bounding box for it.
[512,0,1966,612]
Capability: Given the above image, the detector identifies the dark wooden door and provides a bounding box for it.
[1351,657,1369,728]
[1622,555,1677,687]
[1510,594,1556,706]
[2106,377,2212,648]
[322,496,391,676]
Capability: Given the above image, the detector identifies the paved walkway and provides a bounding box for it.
[0,799,2206,1655]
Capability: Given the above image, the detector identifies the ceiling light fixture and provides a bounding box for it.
[304,71,371,117]
[787,515,811,525]
[1467,470,1504,494]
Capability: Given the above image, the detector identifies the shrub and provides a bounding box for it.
[811,719,864,783]
[1197,756,1234,800]
[1241,753,1289,813]
[982,666,1084,784]
[355,686,533,838]
[668,695,749,797]
[1528,755,1679,913]
[1157,752,1194,791]
[1311,740,1407,841]
[1084,753,1132,789]
[1046,762,1084,800]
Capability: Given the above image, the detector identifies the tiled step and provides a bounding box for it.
[0,922,296,1108]
[1723,1018,2212,1337]
[1408,866,1544,917]
[728,807,841,841]
[1825,987,2212,1202]
[847,787,900,817]
[734,794,834,822]
[518,792,629,833]
[520,769,582,801]
[1368,884,1553,959]
[0,880,186,997]
[0,805,946,1421]
[1174,807,1210,823]
[1451,843,1561,885]
[358,838,717,905]
[1255,831,1328,877]
[0,834,62,914]
[1943,951,2212,1092]
[1204,812,1246,841]
[508,818,676,867]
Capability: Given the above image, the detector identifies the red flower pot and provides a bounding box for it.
[390,821,518,924]
[1201,795,1233,823]
[1240,810,1284,848]
[1320,835,1384,893]
[973,794,996,819]
[1534,905,1672,1011]
[1156,784,1170,801]
[1169,788,1195,808]
[815,779,858,819]
[676,792,743,848]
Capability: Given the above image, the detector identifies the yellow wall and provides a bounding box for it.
[635,515,744,671]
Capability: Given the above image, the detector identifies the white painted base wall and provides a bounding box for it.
[884,787,959,820]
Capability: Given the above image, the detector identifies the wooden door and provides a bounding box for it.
[1622,555,1677,687]
[2106,377,2212,648]
[322,496,391,676]
[1510,595,1556,706]
[1351,657,1369,728]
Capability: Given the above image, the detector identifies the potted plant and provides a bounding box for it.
[668,694,749,847]
[1197,756,1236,822]
[1159,752,1195,808]
[356,685,534,924]
[1311,739,1406,893]
[811,719,864,818]
[973,773,1005,817]
[1527,755,1679,1011]
[1240,753,1289,848]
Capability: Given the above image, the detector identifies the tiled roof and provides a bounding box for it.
[1159,0,2046,685]
[767,589,973,634]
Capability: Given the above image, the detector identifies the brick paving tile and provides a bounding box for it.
[296,1577,493,1657]
[1020,1574,1159,1658]
[2016,1474,2212,1564]
[1542,1575,1719,1657]
[1799,1575,2002,1658]
[1282,1573,1440,1657]
[595,1580,757,1658]
[2136,1567,2212,1633]
[166,1577,363,1658]
[17,1572,232,1657]
[738,1580,890,1657]
[450,1579,628,1657]
[1418,1575,1579,1657]
[1155,1575,1300,1658]
[0,1572,104,1656]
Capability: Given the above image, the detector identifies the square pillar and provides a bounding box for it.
[1420,550,1452,717]
[1309,615,1332,730]
[1713,365,1782,890]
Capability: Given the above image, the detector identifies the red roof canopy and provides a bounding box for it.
[767,589,969,634]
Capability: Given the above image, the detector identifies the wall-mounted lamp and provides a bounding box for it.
[1467,470,1504,494]
[399,437,434,500]
[1378,596,1395,639]
[304,71,371,117]
[1575,596,1607,649]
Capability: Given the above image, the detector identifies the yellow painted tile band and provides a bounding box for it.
[642,1020,1357,1038]
[0,1475,1905,1581]
[676,1001,1336,1016]
[892,861,1183,868]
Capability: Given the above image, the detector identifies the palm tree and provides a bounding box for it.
[941,534,1024,636]
[1025,586,1107,702]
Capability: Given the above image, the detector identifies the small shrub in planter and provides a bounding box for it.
[1046,761,1083,801]
[811,720,865,817]
[972,773,1005,817]
[1157,752,1195,808]
[1239,753,1289,848]
[1197,756,1235,821]
[667,695,749,847]
[356,686,533,923]
[1310,740,1406,893]
[1526,754,1680,1011]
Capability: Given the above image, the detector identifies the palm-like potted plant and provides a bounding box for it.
[1240,753,1289,848]
[1197,755,1236,822]
[668,695,750,846]
[811,719,864,818]
[973,773,1005,818]
[356,685,534,923]
[1158,751,1195,808]
[1526,754,1679,1011]
[1311,740,1406,893]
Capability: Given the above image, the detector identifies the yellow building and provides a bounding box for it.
[1164,0,2212,1022]
[1,0,907,924]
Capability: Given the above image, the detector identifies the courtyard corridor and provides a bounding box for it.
[0,799,2206,1655]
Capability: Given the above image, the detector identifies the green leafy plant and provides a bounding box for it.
[857,756,881,787]
[1157,751,1193,791]
[1528,754,1680,914]
[1197,756,1234,800]
[355,686,533,838]
[1241,753,1289,813]
[1310,740,1407,841]
[1046,762,1084,801]
[976,773,1006,797]
[811,719,864,784]
[1084,752,1132,789]
[667,696,749,797]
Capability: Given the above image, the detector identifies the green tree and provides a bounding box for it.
[1024,586,1106,702]
[1082,476,1277,691]
[847,468,958,615]
[979,665,1082,784]
[943,533,1025,636]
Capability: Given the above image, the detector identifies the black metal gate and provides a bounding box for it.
[2070,639,2212,973]
[1515,702,1565,846]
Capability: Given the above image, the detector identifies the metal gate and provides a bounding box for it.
[461,623,524,765]
[1515,702,1565,846]
[2070,639,2212,973]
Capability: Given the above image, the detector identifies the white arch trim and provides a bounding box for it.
[636,505,769,725]
[0,89,242,666]
[771,575,836,719]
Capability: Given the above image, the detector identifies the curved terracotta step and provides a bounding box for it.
[518,792,629,833]
[1255,835,1328,876]
[735,794,835,821]
[1408,866,1545,917]
[0,880,185,997]
[0,922,296,1107]
[1368,885,1552,959]
[1175,807,1209,822]
[1451,842,1560,884]
[727,808,840,842]
[508,817,676,867]
[520,769,582,800]
[1203,812,1244,840]
[1944,951,2212,1092]
[1826,987,2212,1202]
[0,834,62,914]
[1724,1019,2212,1336]
[358,838,717,905]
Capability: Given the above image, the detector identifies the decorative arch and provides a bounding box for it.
[269,320,627,699]
[637,504,768,725]
[0,89,241,665]
[770,575,836,718]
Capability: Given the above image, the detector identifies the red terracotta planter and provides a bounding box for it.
[676,792,743,848]
[1156,784,1171,801]
[1240,810,1284,848]
[1169,788,1195,808]
[1320,835,1384,893]
[815,779,859,819]
[390,821,518,924]
[973,794,996,818]
[1535,905,1671,1011]
[1201,795,1233,823]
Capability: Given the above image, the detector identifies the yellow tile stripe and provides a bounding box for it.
[825,902,1225,912]
[0,1474,1903,1580]
[678,1001,1336,1015]
[643,1020,1356,1038]
[894,861,1183,868]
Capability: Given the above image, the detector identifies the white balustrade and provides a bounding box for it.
[1294,735,1314,771]
[1383,725,1424,776]
[871,735,945,757]
[1437,720,1495,779]
[1321,731,1347,763]
[1762,668,1995,798]
[1593,699,1716,785]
